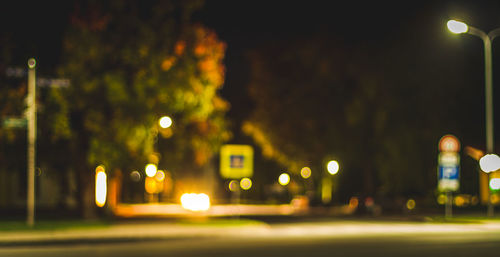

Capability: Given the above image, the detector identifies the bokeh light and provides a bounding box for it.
[447,20,468,34]
[145,163,158,177]
[181,193,210,211]
[278,173,290,186]
[155,170,165,182]
[480,154,500,173]
[95,165,107,208]
[437,194,447,205]
[159,116,173,128]
[228,180,239,192]
[327,160,339,175]
[130,170,141,182]
[300,167,311,179]
[489,178,500,190]
[240,178,252,190]
[406,199,416,210]
[145,177,158,194]
[349,197,359,209]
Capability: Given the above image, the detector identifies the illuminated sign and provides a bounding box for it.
[220,144,253,179]
[437,134,460,192]
[438,135,460,152]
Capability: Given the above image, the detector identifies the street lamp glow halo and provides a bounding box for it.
[159,116,173,128]
[447,20,468,34]
[327,160,339,175]
[145,163,158,177]
[278,173,290,186]
[479,154,500,173]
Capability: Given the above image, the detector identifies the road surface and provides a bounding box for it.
[2,219,500,257]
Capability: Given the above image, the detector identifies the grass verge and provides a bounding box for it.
[0,219,111,231]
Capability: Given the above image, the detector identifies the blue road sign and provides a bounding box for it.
[439,165,459,180]
[438,165,459,192]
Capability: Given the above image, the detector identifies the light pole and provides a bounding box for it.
[27,58,36,227]
[447,20,500,216]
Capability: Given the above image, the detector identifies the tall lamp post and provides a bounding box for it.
[322,160,339,204]
[27,58,36,227]
[447,20,500,216]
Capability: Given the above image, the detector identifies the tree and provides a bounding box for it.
[243,37,367,200]
[242,28,472,204]
[56,0,229,218]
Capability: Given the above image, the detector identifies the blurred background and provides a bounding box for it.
[1,0,500,220]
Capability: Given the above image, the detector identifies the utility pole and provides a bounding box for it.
[27,58,36,227]
[3,59,69,227]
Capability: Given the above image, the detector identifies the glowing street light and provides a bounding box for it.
[278,173,290,186]
[447,20,500,217]
[323,160,340,204]
[159,116,173,129]
[447,20,468,34]
[480,154,500,173]
[327,160,339,175]
[145,163,158,177]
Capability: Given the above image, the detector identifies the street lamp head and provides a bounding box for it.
[27,58,36,69]
[145,163,158,177]
[278,173,290,186]
[159,116,173,129]
[327,160,339,175]
[447,20,468,34]
[479,154,500,173]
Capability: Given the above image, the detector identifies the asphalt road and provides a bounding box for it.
[2,220,500,257]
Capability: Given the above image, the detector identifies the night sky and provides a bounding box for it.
[3,0,500,149]
[192,1,500,140]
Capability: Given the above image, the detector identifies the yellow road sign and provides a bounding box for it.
[220,144,253,179]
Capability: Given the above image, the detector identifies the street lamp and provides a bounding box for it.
[480,154,500,173]
[145,163,158,177]
[327,160,340,175]
[278,173,290,186]
[158,116,173,129]
[447,20,500,216]
[322,160,340,204]
[447,20,468,34]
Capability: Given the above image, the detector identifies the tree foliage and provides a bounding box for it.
[242,29,476,202]
[53,0,229,216]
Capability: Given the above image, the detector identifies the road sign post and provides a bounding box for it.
[220,145,253,218]
[438,135,460,219]
[3,60,70,227]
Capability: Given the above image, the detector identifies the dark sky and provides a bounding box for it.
[193,1,500,139]
[3,0,500,142]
